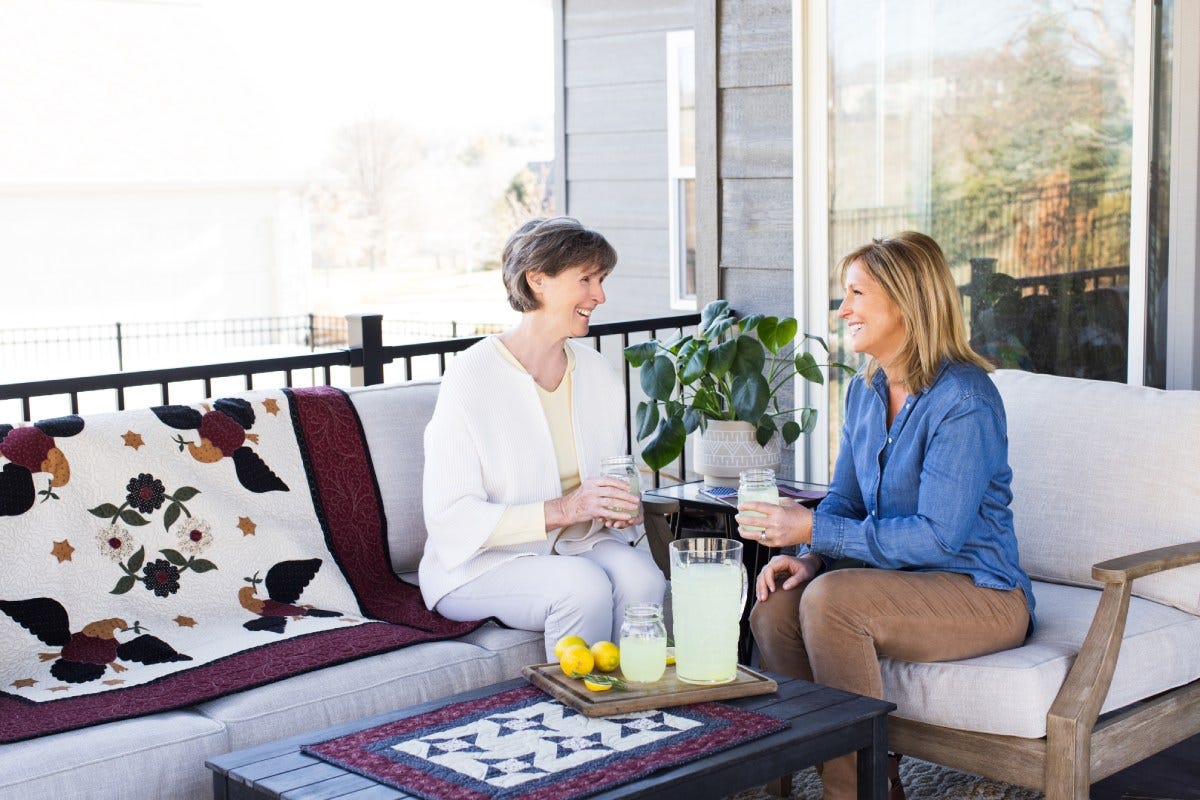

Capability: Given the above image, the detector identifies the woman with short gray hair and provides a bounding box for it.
[420,217,666,661]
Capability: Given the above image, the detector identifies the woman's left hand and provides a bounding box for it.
[735,498,813,548]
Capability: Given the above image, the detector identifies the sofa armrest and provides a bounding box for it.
[1092,540,1200,583]
[1044,539,1200,784]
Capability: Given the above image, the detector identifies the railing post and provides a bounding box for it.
[115,322,124,372]
[347,313,385,386]
[308,313,316,351]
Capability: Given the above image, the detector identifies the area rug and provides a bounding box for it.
[0,386,482,743]
[303,684,790,800]
[725,758,1045,799]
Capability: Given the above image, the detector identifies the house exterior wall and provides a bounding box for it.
[556,0,694,320]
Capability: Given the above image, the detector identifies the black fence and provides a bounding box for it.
[0,313,702,485]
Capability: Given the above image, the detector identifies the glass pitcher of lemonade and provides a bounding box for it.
[737,468,779,533]
[669,537,747,684]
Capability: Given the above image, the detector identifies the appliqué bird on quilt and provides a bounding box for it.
[0,415,85,516]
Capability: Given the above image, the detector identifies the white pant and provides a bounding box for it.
[435,540,667,661]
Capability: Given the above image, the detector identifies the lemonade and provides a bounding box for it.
[601,455,641,516]
[619,634,666,682]
[671,560,744,684]
[738,483,779,532]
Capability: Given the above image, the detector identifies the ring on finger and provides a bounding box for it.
[759,530,766,544]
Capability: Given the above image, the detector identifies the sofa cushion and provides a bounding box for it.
[348,380,440,576]
[194,624,542,750]
[0,710,227,800]
[993,370,1200,616]
[882,581,1200,738]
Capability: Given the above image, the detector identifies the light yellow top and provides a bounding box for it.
[485,338,584,547]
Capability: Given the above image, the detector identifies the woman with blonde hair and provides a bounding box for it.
[741,231,1034,799]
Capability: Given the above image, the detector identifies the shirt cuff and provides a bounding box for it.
[809,509,846,560]
[485,501,549,548]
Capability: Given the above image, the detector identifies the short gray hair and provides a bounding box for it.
[501,217,618,312]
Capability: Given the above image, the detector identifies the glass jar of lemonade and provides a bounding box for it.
[600,455,642,515]
[738,468,780,533]
[619,603,667,683]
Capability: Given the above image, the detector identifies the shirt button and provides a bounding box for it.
[887,437,892,443]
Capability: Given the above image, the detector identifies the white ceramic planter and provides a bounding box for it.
[692,420,781,487]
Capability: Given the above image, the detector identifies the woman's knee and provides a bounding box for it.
[749,587,800,640]
[548,558,613,616]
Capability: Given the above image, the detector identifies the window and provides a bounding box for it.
[667,30,696,310]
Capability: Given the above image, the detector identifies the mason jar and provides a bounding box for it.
[600,454,642,515]
[619,603,667,683]
[738,468,779,534]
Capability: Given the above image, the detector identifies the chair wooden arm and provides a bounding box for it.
[1044,539,1200,797]
[1092,540,1200,583]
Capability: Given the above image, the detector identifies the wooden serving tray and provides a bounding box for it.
[521,662,777,717]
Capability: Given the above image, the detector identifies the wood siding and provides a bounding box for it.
[559,0,693,319]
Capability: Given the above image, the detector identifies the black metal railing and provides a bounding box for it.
[0,313,702,485]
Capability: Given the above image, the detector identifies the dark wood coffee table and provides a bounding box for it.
[207,674,894,800]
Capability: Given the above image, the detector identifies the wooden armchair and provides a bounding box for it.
[889,541,1200,800]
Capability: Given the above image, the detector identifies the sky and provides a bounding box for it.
[0,0,555,183]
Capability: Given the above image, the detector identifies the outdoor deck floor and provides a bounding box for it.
[1091,731,1200,799]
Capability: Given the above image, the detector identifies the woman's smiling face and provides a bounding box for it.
[838,259,906,363]
[528,260,608,337]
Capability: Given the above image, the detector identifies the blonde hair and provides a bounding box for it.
[838,231,992,393]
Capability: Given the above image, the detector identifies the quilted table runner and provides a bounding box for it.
[303,684,789,800]
[0,386,481,743]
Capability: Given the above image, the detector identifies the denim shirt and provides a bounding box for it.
[809,361,1036,625]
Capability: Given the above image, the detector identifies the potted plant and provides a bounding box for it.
[623,300,850,483]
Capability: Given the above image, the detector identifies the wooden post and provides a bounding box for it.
[346,313,384,387]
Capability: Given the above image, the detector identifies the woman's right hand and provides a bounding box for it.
[546,476,641,530]
[755,554,821,602]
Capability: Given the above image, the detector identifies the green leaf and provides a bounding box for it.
[635,401,659,441]
[803,333,831,353]
[641,417,687,472]
[781,420,802,445]
[188,559,218,573]
[679,340,708,384]
[730,336,766,378]
[120,509,149,526]
[640,355,677,401]
[128,546,145,573]
[738,313,764,334]
[89,503,119,518]
[795,352,824,384]
[111,575,137,595]
[731,373,770,422]
[798,407,818,433]
[775,317,799,349]
[163,502,181,531]
[757,317,779,353]
[160,548,187,566]
[172,486,200,502]
[707,339,737,378]
[704,316,735,341]
[691,387,724,419]
[682,407,703,434]
[663,332,691,355]
[755,418,777,447]
[623,340,658,368]
[699,299,730,333]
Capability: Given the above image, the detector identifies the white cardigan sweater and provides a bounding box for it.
[419,337,632,609]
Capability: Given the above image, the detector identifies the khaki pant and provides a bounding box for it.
[749,568,1028,799]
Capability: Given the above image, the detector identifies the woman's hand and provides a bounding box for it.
[735,497,814,549]
[547,477,641,530]
[755,554,821,602]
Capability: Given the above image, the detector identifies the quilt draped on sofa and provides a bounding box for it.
[0,386,481,743]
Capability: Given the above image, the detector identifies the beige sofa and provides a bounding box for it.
[885,370,1200,799]
[0,380,546,800]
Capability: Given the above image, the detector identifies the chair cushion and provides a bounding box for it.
[992,370,1200,616]
[348,380,440,576]
[0,711,227,800]
[882,581,1200,738]
[195,623,543,750]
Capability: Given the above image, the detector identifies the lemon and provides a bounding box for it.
[665,646,676,665]
[559,644,595,678]
[554,634,588,661]
[590,641,620,673]
[583,677,613,692]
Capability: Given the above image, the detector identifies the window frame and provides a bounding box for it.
[666,28,697,312]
